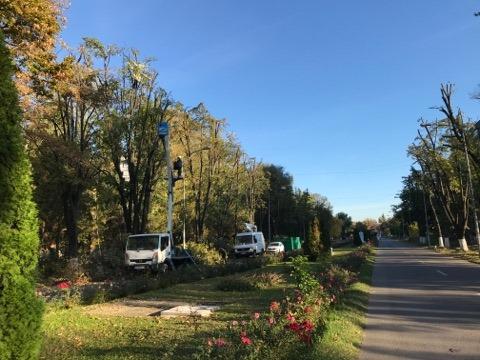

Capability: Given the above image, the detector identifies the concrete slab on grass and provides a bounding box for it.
[159,305,220,318]
[85,299,220,318]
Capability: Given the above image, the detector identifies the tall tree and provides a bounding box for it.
[0,32,43,359]
[305,216,322,259]
[336,212,352,237]
[98,46,170,234]
[29,40,109,257]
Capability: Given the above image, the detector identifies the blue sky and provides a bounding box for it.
[62,1,480,220]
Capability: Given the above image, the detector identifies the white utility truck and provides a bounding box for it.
[124,122,194,272]
[125,233,171,271]
[233,224,266,257]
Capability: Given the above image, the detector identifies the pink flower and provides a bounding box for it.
[267,317,275,326]
[207,338,213,347]
[231,320,239,326]
[240,334,252,345]
[286,313,295,323]
[304,306,312,314]
[214,338,227,347]
[253,312,260,320]
[269,301,280,312]
[302,320,315,332]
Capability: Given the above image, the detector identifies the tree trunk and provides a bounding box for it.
[62,185,81,258]
[428,194,444,247]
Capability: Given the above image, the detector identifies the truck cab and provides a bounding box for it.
[125,233,171,271]
[234,231,265,257]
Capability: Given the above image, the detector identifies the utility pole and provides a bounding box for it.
[268,189,271,242]
[158,123,174,240]
[183,175,186,248]
[158,122,183,248]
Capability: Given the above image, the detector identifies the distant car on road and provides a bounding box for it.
[266,242,285,254]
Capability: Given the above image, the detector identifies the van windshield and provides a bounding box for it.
[127,235,159,251]
[236,234,254,245]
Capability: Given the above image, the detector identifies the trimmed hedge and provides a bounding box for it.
[0,32,43,359]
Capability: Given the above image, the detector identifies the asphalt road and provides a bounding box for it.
[360,238,480,360]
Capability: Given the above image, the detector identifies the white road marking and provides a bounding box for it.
[436,270,448,276]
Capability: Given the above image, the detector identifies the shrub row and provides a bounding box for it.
[40,254,283,306]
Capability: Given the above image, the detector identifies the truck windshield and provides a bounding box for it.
[236,234,254,245]
[127,235,159,251]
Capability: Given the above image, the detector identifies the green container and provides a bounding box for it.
[273,236,302,251]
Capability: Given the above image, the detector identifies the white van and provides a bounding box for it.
[125,233,171,271]
[234,231,265,257]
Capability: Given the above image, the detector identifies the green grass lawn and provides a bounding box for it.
[314,254,374,360]
[41,251,374,360]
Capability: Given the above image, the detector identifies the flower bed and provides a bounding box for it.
[194,245,372,359]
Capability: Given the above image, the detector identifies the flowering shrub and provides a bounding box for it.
[335,244,371,272]
[193,295,326,359]
[317,265,354,304]
[194,248,371,359]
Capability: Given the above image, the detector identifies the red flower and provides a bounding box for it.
[288,322,301,332]
[269,301,280,312]
[56,280,71,289]
[240,334,252,345]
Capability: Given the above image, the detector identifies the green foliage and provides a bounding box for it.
[0,32,43,359]
[187,242,224,266]
[305,217,322,260]
[408,221,420,242]
[336,212,353,237]
[216,272,285,292]
[290,256,319,297]
[353,221,368,246]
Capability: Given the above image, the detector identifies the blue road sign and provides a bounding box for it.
[157,122,169,137]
